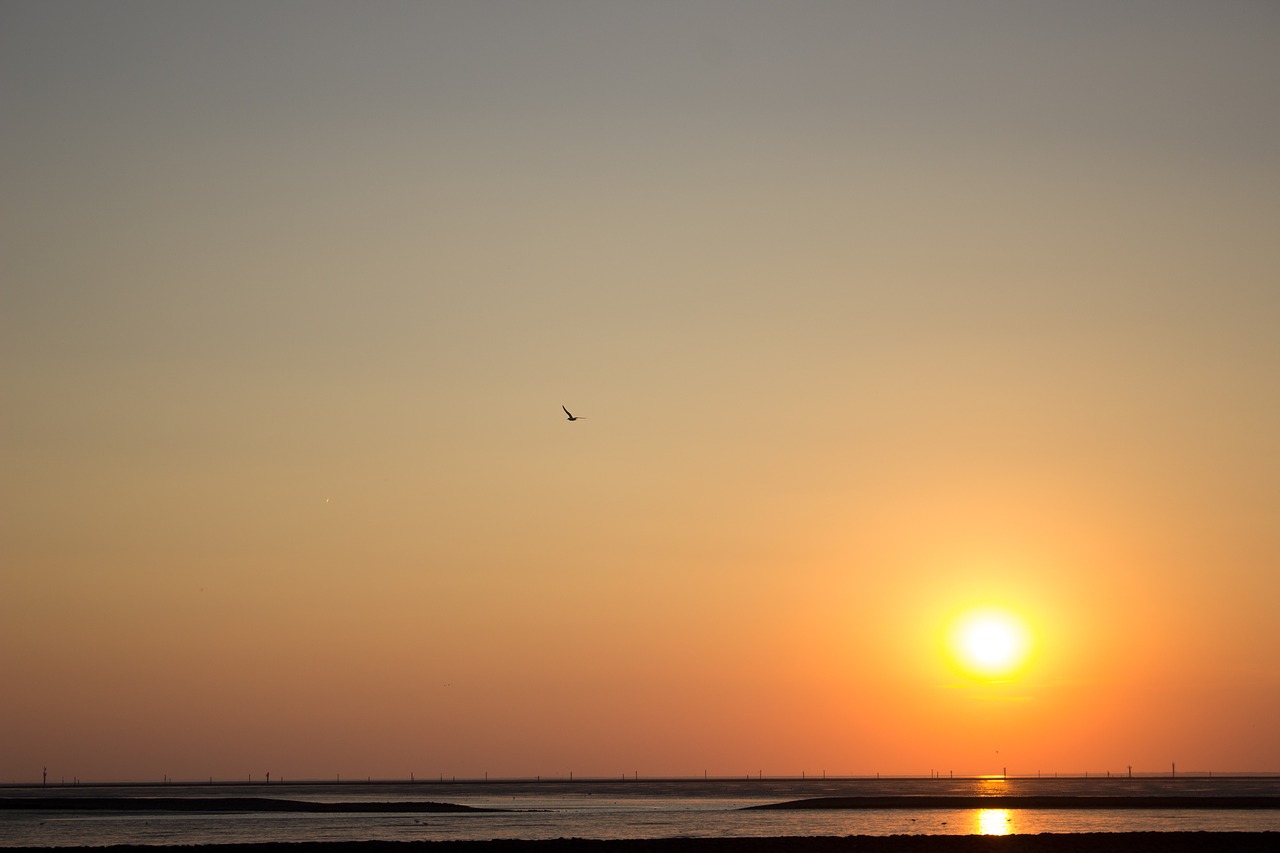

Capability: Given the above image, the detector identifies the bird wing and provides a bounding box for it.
[562,405,573,417]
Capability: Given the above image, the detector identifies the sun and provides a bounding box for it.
[946,606,1033,682]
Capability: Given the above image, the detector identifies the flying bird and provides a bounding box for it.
[562,405,585,421]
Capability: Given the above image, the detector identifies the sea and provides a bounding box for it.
[3,776,1280,847]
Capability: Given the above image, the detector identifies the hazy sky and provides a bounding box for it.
[3,0,1278,783]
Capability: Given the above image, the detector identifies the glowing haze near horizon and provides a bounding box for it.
[3,1,1278,783]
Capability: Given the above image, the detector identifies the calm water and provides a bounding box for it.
[4,777,1280,847]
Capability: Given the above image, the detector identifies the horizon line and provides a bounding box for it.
[7,770,1280,789]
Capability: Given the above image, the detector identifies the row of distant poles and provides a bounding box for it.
[930,764,1181,780]
[41,765,1191,786]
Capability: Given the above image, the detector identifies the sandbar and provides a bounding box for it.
[0,798,494,813]
[746,796,1280,810]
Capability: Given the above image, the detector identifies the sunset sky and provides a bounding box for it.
[3,0,1278,783]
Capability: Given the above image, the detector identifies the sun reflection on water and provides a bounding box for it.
[975,808,1013,835]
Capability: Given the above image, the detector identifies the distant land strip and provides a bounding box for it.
[8,795,1280,813]
[2,831,1279,852]
[745,796,1280,810]
[0,797,497,813]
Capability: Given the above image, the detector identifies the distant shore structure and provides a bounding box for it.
[12,768,1279,786]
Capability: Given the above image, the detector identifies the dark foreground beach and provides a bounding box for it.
[2,834,1278,852]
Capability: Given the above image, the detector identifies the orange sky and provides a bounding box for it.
[3,1,1279,783]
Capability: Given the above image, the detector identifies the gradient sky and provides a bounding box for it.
[3,0,1278,783]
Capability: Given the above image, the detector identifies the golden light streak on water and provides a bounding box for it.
[975,808,1013,835]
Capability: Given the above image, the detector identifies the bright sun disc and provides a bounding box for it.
[947,607,1032,682]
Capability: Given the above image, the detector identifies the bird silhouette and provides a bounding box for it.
[562,405,585,421]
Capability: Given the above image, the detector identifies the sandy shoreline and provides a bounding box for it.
[2,833,1278,852]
